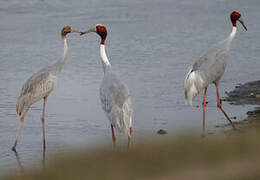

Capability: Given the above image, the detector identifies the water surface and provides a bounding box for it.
[0,0,260,173]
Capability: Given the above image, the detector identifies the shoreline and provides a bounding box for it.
[222,80,260,133]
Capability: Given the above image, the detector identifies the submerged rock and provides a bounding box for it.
[157,129,167,135]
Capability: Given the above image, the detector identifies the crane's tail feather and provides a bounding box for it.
[184,69,206,105]
[109,98,133,137]
[122,97,133,137]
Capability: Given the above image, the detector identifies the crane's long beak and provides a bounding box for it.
[71,29,81,33]
[238,18,247,31]
[80,27,97,36]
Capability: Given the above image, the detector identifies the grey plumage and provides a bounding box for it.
[184,11,247,136]
[12,26,80,152]
[100,68,133,136]
[16,64,59,117]
[80,24,133,147]
[184,30,235,104]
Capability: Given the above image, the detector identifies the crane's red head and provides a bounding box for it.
[230,11,247,30]
[80,24,107,45]
[61,26,80,39]
[230,11,241,26]
[96,25,107,45]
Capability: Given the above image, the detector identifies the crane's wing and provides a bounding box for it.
[20,65,58,98]
[184,37,232,104]
[100,71,130,112]
[192,38,231,72]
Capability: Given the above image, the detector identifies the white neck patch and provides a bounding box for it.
[100,44,111,67]
[230,26,237,39]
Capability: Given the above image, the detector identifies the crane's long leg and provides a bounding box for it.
[42,150,46,169]
[127,127,132,149]
[13,150,24,173]
[12,116,25,152]
[202,87,208,137]
[215,85,236,130]
[41,96,48,152]
[111,124,116,149]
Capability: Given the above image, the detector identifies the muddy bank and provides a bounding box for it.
[233,107,260,131]
[223,80,260,131]
[224,80,260,105]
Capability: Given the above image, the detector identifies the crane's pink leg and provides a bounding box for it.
[41,96,48,152]
[127,127,132,149]
[111,124,116,149]
[202,87,208,137]
[13,150,24,173]
[12,116,25,152]
[215,85,236,130]
[42,150,46,169]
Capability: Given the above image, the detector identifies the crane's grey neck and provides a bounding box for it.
[229,26,237,40]
[100,44,111,71]
[56,38,68,72]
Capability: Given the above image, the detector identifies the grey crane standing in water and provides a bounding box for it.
[184,11,247,137]
[80,25,133,148]
[12,26,80,152]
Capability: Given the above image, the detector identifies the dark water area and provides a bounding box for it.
[0,0,260,173]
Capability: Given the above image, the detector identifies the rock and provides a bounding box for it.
[157,129,167,135]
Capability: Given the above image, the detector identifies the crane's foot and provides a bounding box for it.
[112,142,116,150]
[12,146,17,152]
[127,137,131,149]
[201,132,207,138]
[202,126,206,138]
[232,125,237,131]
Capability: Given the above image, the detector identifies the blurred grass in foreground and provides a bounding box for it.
[4,125,260,180]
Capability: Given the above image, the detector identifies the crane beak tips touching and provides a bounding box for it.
[80,27,97,36]
[238,18,247,31]
[80,31,87,36]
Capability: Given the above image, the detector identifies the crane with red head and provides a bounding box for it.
[81,25,133,148]
[184,11,247,137]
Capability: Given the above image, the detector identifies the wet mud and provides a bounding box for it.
[224,80,260,105]
[224,80,260,130]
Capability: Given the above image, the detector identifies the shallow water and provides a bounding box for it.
[0,0,260,173]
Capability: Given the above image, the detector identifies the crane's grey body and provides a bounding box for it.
[183,11,246,136]
[80,25,133,147]
[16,64,60,117]
[11,26,77,152]
[184,27,236,104]
[100,67,133,136]
[80,24,134,146]
[192,38,232,83]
